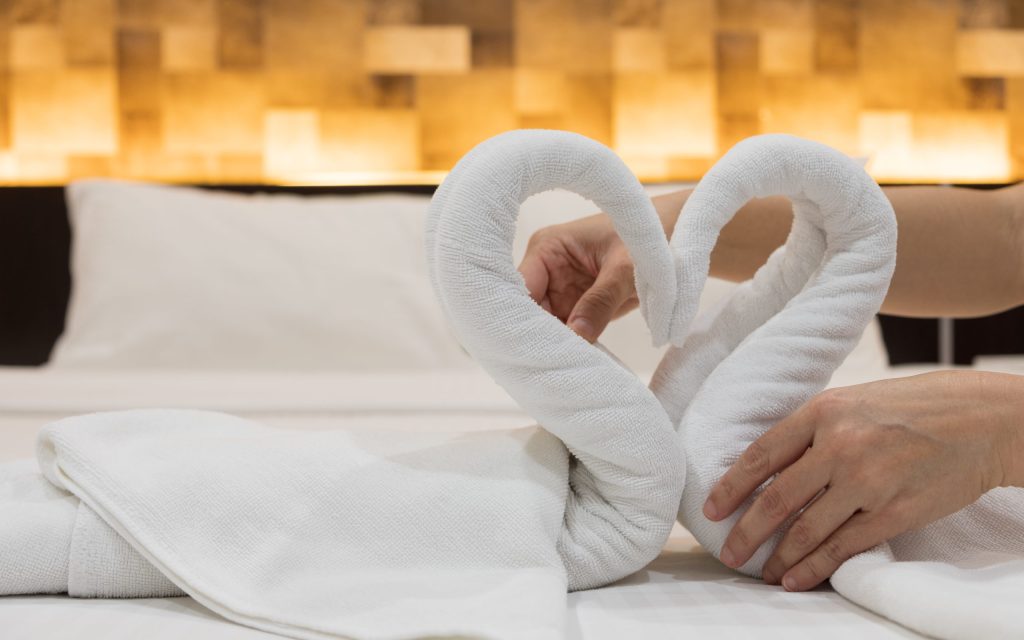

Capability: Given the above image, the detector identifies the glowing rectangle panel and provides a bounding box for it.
[364,26,471,74]
[613,72,717,157]
[956,29,1024,76]
[10,69,117,154]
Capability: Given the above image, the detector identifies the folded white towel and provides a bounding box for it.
[1,129,687,640]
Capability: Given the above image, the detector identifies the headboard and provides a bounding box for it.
[1,185,1021,367]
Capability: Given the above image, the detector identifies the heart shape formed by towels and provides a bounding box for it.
[20,129,1024,640]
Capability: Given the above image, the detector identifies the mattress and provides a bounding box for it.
[0,365,933,639]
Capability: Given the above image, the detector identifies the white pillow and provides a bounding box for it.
[50,180,472,370]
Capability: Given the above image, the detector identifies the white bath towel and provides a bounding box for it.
[0,129,686,640]
[650,134,1024,639]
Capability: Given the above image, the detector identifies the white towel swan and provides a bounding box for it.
[652,133,1024,640]
[651,133,899,571]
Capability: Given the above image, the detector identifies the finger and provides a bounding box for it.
[704,400,822,521]
[566,259,634,343]
[778,511,883,591]
[517,253,550,304]
[719,451,832,569]
[760,486,861,583]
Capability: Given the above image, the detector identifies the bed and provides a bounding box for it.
[0,364,934,640]
[0,180,1019,639]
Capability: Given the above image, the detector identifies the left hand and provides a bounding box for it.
[702,370,1024,592]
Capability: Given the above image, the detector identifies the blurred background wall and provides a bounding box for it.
[0,0,1021,185]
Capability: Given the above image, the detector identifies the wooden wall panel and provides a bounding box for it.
[0,0,1021,184]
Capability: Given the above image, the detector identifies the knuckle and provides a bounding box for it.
[759,484,790,520]
[802,556,829,583]
[807,388,849,423]
[788,521,814,549]
[527,226,557,249]
[730,525,752,550]
[879,498,913,526]
[821,538,848,566]
[582,285,619,313]
[741,441,771,476]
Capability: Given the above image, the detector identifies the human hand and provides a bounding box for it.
[517,214,639,342]
[703,370,1024,591]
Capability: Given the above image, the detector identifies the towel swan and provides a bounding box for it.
[649,133,898,573]
[1,129,692,639]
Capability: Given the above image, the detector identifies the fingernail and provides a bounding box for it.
[782,575,798,591]
[720,546,736,567]
[703,499,718,520]
[569,317,592,340]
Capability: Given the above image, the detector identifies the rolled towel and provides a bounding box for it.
[2,129,687,640]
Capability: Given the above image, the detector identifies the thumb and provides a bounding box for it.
[517,252,550,304]
[567,261,634,343]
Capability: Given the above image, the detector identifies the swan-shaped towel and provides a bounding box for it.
[651,133,1024,640]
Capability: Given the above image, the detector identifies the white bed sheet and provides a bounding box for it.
[0,365,934,639]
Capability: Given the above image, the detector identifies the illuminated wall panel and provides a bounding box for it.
[0,0,1022,185]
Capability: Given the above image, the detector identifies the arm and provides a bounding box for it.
[650,184,1024,318]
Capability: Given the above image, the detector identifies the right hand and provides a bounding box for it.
[518,213,639,343]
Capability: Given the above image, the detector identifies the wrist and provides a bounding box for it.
[977,371,1024,489]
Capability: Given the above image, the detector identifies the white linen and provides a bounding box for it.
[0,526,926,640]
[51,181,471,371]
[0,369,929,640]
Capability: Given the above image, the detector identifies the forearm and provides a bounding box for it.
[652,184,1024,318]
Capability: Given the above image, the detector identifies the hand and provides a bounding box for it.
[703,370,1024,592]
[517,214,639,342]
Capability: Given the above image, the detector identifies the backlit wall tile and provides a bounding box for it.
[162,71,263,154]
[162,27,216,70]
[263,108,318,177]
[11,69,117,154]
[956,29,1024,76]
[614,71,718,157]
[10,25,64,69]
[514,69,566,114]
[0,1,1020,184]
[760,29,814,75]
[320,109,420,172]
[613,28,667,72]
[364,26,471,73]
